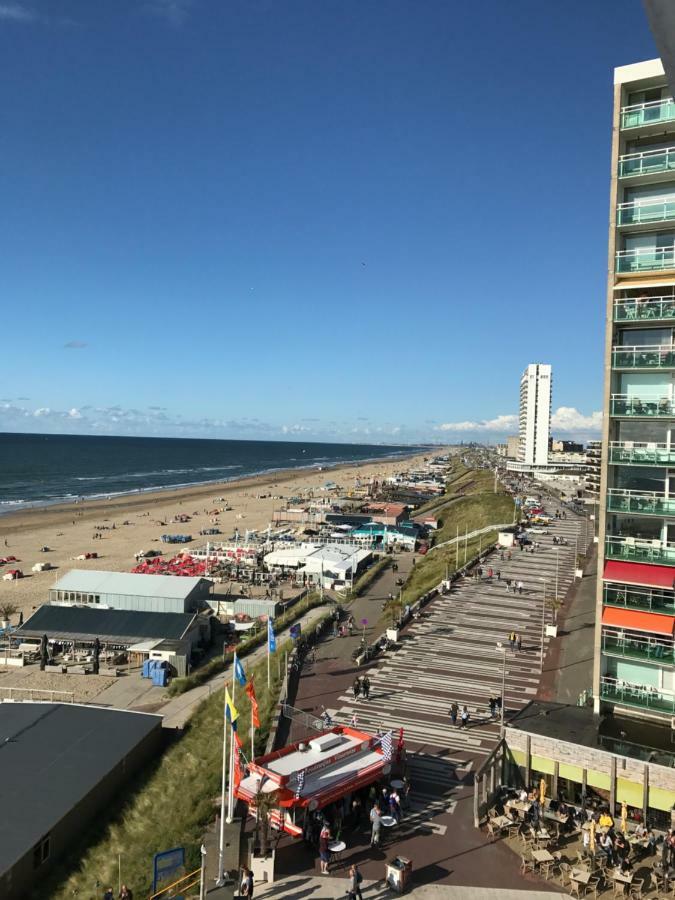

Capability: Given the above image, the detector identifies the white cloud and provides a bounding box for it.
[435,407,602,437]
[144,0,193,26]
[33,407,51,417]
[0,3,36,23]
[68,408,82,419]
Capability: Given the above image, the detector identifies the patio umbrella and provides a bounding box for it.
[589,818,596,852]
[539,776,546,805]
[621,801,628,834]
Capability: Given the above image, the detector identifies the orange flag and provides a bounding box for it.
[246,680,260,728]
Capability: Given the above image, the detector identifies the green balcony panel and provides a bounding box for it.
[610,397,675,416]
[621,99,675,129]
[619,147,675,178]
[617,199,675,226]
[606,493,675,516]
[604,584,675,613]
[608,444,675,466]
[605,537,675,566]
[614,299,675,321]
[616,249,675,273]
[611,347,675,368]
[600,679,675,714]
[602,635,675,665]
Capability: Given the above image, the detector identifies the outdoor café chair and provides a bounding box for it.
[628,878,643,899]
[569,880,584,899]
[486,822,497,841]
[585,876,601,899]
[558,862,572,886]
[520,854,536,876]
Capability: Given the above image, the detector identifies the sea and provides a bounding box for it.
[0,432,421,514]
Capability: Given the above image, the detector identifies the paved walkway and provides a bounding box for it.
[257,874,567,899]
[273,497,586,891]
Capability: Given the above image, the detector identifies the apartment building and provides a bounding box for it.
[594,58,675,724]
[518,363,552,466]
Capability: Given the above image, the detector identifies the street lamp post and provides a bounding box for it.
[539,577,547,674]
[555,546,559,603]
[496,641,507,731]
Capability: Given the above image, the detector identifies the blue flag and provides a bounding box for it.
[267,618,277,654]
[234,655,247,686]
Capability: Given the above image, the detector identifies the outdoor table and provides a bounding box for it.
[610,868,634,893]
[507,799,531,813]
[328,840,346,867]
[390,779,405,790]
[492,816,513,830]
[532,849,554,864]
[571,868,591,885]
[380,815,397,828]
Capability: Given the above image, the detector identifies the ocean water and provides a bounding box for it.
[0,432,419,513]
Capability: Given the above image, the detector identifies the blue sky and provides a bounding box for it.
[0,0,658,444]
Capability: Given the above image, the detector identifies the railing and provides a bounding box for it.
[604,582,675,614]
[0,687,74,703]
[600,676,675,714]
[621,97,675,129]
[602,629,675,665]
[619,145,675,178]
[611,344,675,368]
[610,395,675,417]
[607,488,675,516]
[616,246,675,273]
[609,441,675,465]
[617,197,675,226]
[614,295,675,321]
[148,868,201,899]
[605,535,675,566]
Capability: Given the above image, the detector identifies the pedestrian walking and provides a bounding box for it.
[508,630,516,650]
[450,702,458,726]
[505,578,511,593]
[389,788,402,823]
[517,580,523,595]
[353,677,361,700]
[362,676,371,700]
[460,706,470,729]
[516,634,522,651]
[239,867,253,897]
[496,569,501,580]
[488,697,496,718]
[348,864,364,900]
[370,804,382,847]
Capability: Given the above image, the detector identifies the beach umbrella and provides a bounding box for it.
[590,818,596,852]
[539,776,546,805]
[621,801,628,834]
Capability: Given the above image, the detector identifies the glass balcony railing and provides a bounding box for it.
[602,630,675,665]
[621,98,675,130]
[617,197,675,226]
[609,441,675,466]
[610,395,675,416]
[616,246,675,273]
[607,488,675,516]
[604,583,675,614]
[614,295,675,321]
[605,534,675,565]
[619,146,675,178]
[612,344,675,368]
[600,677,675,714]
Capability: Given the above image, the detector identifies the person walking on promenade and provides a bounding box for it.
[353,677,361,700]
[516,633,522,651]
[389,788,402,823]
[370,804,382,847]
[450,702,458,726]
[348,864,364,900]
[508,630,516,650]
[496,569,501,580]
[489,697,496,718]
[517,580,524,595]
[319,822,331,874]
[362,676,371,700]
[239,868,254,898]
[460,706,470,729]
[505,577,512,593]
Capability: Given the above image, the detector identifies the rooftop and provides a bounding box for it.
[0,703,160,878]
[19,605,197,644]
[51,569,208,600]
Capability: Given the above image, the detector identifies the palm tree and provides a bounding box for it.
[253,787,279,859]
[0,602,18,624]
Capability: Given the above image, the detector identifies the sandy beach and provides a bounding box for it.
[0,451,432,619]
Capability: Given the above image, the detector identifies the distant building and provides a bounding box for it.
[518,364,552,466]
[362,502,409,526]
[49,570,212,614]
[550,439,584,453]
[585,440,601,498]
[0,702,161,900]
[506,436,520,459]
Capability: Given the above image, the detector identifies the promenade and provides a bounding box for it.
[269,497,586,893]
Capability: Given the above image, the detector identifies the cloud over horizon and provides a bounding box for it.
[436,406,602,437]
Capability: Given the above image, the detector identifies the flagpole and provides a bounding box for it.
[227,657,238,823]
[216,680,228,885]
[267,621,271,688]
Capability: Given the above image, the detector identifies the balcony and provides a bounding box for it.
[605,535,675,565]
[600,676,675,714]
[621,97,675,130]
[609,441,675,466]
[604,583,675,614]
[610,394,675,417]
[617,197,675,228]
[616,246,675,273]
[602,629,675,665]
[614,295,675,321]
[619,146,675,180]
[607,488,675,517]
[611,344,675,369]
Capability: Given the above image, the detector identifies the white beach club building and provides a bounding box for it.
[263,542,372,589]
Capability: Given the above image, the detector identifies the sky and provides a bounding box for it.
[0,0,659,444]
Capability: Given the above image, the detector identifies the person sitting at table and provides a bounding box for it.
[518,788,528,803]
[582,828,591,856]
[599,810,614,828]
[614,832,629,865]
[646,827,657,857]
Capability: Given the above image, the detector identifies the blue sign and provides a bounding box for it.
[153,846,185,892]
[290,623,301,640]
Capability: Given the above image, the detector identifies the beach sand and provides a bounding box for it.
[0,451,433,620]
